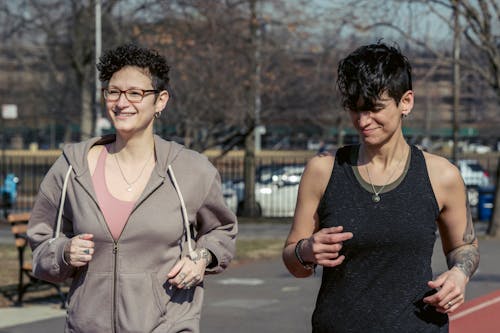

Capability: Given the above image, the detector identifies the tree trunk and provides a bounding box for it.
[242,129,259,217]
[63,122,73,144]
[80,71,93,141]
[336,114,344,148]
[241,0,260,217]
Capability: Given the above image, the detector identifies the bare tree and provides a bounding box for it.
[0,0,138,143]
[2,0,347,150]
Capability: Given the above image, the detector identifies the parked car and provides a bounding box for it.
[257,164,305,186]
[252,182,299,217]
[457,159,492,188]
[227,164,305,217]
[222,181,238,215]
[456,160,493,220]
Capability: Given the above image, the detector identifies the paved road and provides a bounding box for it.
[0,220,293,245]
[1,222,499,332]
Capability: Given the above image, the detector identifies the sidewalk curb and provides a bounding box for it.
[0,305,64,329]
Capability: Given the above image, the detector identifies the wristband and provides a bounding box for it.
[294,238,315,270]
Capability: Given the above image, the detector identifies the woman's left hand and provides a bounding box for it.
[423,267,468,313]
[167,256,206,290]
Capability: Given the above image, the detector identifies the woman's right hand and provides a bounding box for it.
[64,234,95,267]
[301,226,353,267]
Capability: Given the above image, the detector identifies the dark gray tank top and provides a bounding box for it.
[313,145,448,332]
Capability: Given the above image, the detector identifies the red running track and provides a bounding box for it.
[450,289,500,333]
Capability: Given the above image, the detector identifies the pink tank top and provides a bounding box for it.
[92,145,135,241]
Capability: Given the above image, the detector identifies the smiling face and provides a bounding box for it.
[349,90,413,146]
[105,66,168,136]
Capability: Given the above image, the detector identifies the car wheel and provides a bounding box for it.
[236,201,262,217]
[255,203,262,217]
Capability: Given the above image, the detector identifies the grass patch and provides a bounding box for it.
[237,217,292,224]
[0,244,18,285]
[235,238,284,262]
[0,244,21,307]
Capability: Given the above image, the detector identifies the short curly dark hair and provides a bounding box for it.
[337,42,412,112]
[97,43,170,91]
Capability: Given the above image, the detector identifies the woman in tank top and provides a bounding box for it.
[283,42,479,332]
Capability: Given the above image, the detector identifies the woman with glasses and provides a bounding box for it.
[28,43,237,333]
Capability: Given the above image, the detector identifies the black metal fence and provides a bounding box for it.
[1,155,56,216]
[1,151,498,219]
[0,152,313,218]
[212,155,308,217]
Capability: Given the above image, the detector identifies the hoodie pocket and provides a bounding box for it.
[66,272,113,332]
[116,272,171,333]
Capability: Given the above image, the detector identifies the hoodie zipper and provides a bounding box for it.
[73,176,120,332]
[112,242,118,333]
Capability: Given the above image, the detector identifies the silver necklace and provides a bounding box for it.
[113,146,154,192]
[364,148,406,203]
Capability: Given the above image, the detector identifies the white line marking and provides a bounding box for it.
[217,278,264,286]
[450,296,500,320]
[211,299,279,309]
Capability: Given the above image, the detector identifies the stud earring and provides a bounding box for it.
[154,112,162,118]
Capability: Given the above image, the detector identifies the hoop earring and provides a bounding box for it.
[154,112,162,119]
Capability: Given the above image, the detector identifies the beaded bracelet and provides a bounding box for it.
[294,238,315,270]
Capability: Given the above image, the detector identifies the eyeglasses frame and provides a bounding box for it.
[102,88,160,103]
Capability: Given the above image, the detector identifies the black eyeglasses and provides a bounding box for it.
[102,88,159,103]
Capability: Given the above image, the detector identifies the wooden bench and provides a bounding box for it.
[7,212,66,307]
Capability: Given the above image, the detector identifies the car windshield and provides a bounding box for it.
[467,164,484,172]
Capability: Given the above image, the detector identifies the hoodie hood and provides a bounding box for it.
[61,134,185,177]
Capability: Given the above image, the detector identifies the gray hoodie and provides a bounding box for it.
[28,134,237,333]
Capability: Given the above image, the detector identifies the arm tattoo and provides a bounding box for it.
[446,185,480,278]
[463,186,476,243]
[446,245,479,279]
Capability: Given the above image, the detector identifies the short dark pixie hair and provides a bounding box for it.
[97,43,170,91]
[337,42,412,111]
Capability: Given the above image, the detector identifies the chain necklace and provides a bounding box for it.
[364,147,406,203]
[113,145,154,192]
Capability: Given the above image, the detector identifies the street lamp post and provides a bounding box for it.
[452,0,461,164]
[94,0,102,136]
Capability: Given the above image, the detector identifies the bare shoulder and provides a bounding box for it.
[300,152,335,198]
[304,152,335,180]
[422,151,462,190]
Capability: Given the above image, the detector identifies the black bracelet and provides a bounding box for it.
[294,238,315,270]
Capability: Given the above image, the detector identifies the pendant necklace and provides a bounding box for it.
[364,147,406,203]
[113,145,154,192]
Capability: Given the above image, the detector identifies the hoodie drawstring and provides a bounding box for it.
[167,165,197,259]
[50,164,73,242]
[49,163,196,260]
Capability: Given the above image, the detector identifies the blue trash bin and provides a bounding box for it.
[478,185,495,221]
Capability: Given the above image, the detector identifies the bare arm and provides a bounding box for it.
[423,153,480,313]
[445,187,479,279]
[283,155,328,277]
[283,153,353,278]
